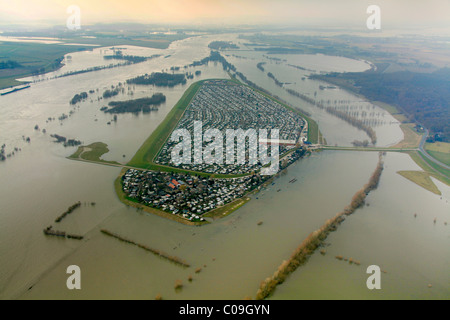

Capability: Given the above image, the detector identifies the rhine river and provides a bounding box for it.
[0,34,448,300]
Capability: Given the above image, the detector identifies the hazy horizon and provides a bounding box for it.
[0,0,449,33]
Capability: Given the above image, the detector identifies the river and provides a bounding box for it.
[0,34,448,300]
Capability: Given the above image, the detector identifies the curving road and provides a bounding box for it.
[418,129,450,171]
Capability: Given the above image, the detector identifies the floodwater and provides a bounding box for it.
[0,34,448,300]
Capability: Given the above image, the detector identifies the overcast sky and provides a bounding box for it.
[0,0,449,30]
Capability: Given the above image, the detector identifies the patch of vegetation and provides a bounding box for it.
[105,94,166,114]
[257,62,266,72]
[70,92,88,105]
[311,68,450,142]
[69,142,120,165]
[0,60,22,69]
[50,134,82,147]
[392,124,423,149]
[127,82,201,169]
[405,151,450,186]
[425,142,450,166]
[203,197,251,220]
[208,41,239,50]
[103,87,121,99]
[104,53,145,63]
[0,42,84,89]
[267,72,283,87]
[126,72,186,87]
[397,171,441,195]
[189,51,236,72]
[256,155,385,300]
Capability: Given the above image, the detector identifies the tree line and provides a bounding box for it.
[126,72,186,87]
[311,68,450,142]
[255,153,384,300]
[105,94,166,114]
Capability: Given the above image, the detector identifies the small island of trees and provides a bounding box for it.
[189,51,236,72]
[0,144,6,161]
[70,92,88,105]
[104,93,166,114]
[257,62,266,72]
[0,60,22,69]
[126,72,186,87]
[208,41,239,50]
[50,134,82,147]
[103,87,121,99]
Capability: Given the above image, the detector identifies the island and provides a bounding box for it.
[126,72,187,87]
[104,93,166,114]
[113,79,313,225]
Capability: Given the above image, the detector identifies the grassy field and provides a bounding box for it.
[69,142,120,165]
[0,42,91,89]
[406,151,450,186]
[0,33,186,90]
[374,101,410,123]
[392,123,423,149]
[425,142,450,166]
[397,171,442,195]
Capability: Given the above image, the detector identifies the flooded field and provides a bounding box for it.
[0,34,448,300]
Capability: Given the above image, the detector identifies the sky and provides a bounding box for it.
[0,0,449,30]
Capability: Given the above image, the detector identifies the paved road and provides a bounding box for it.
[322,128,449,172]
[418,129,450,170]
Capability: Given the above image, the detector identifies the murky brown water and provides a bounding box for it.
[0,35,448,300]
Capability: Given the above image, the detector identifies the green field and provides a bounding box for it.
[397,171,442,195]
[406,151,450,186]
[425,142,450,167]
[0,42,87,89]
[0,33,187,90]
[69,142,120,165]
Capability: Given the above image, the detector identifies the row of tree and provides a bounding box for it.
[256,154,384,300]
[286,88,377,145]
[311,68,450,142]
[105,93,166,114]
[126,72,186,87]
[70,92,88,105]
[0,60,22,69]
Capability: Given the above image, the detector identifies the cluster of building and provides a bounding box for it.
[122,146,307,220]
[156,80,306,175]
[121,169,269,222]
